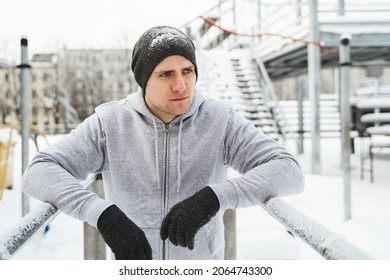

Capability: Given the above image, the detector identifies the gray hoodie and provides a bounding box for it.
[22,90,304,260]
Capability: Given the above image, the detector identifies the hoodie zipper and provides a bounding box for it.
[162,123,170,260]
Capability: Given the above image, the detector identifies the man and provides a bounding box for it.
[22,26,304,260]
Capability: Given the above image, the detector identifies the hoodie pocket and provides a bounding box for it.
[167,229,214,260]
[141,227,161,260]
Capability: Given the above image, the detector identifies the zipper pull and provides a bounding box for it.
[165,124,170,134]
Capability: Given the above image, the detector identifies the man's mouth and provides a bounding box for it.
[170,97,188,102]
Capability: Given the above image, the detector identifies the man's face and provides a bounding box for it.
[144,55,196,124]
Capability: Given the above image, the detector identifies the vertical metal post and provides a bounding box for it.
[338,0,345,16]
[296,0,302,25]
[297,75,304,154]
[334,67,343,165]
[339,34,352,221]
[257,0,262,33]
[232,0,236,26]
[308,0,321,174]
[218,0,223,25]
[373,78,380,118]
[217,0,224,47]
[232,0,237,45]
[334,67,340,102]
[185,26,192,40]
[19,37,31,217]
[84,174,106,259]
[224,209,236,260]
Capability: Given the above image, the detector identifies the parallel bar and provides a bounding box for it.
[83,174,106,260]
[0,203,58,259]
[262,197,372,260]
[0,175,97,260]
[19,37,31,217]
[339,33,352,221]
[223,209,236,260]
[297,75,304,154]
[308,0,322,174]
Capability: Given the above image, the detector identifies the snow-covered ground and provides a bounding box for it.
[1,132,390,260]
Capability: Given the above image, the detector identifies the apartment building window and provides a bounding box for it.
[43,73,50,82]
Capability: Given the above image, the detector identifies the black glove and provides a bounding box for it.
[97,205,152,260]
[160,186,220,250]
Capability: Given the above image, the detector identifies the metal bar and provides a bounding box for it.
[254,57,289,143]
[1,179,373,260]
[338,0,345,16]
[83,174,106,260]
[257,0,262,32]
[296,0,302,25]
[232,0,236,26]
[297,75,304,154]
[339,34,352,221]
[0,175,97,260]
[219,0,223,25]
[262,197,372,260]
[0,202,59,259]
[19,37,31,217]
[308,0,322,174]
[223,209,236,260]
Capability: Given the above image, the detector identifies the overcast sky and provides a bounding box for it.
[0,0,219,63]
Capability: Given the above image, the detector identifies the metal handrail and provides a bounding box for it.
[0,175,97,260]
[252,57,291,142]
[0,202,58,259]
[1,187,373,260]
[185,0,390,56]
[262,197,373,260]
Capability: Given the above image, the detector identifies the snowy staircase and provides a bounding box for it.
[228,52,283,142]
[197,49,284,142]
[279,94,341,138]
[197,48,341,140]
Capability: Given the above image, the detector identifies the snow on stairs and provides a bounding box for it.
[196,48,283,142]
[229,55,282,142]
[279,94,341,138]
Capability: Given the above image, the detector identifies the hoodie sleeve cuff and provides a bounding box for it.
[78,196,114,228]
[208,181,238,211]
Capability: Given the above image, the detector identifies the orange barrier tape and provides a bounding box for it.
[199,16,324,53]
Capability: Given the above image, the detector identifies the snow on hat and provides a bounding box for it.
[131,26,198,91]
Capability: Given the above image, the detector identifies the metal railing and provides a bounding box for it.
[0,185,372,260]
[183,0,390,58]
[0,174,98,260]
[252,57,292,143]
[0,202,59,259]
[262,197,372,259]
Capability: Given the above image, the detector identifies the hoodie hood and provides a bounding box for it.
[127,89,206,125]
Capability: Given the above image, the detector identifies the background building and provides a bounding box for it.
[30,53,58,131]
[0,48,137,133]
[58,48,136,121]
[0,60,19,124]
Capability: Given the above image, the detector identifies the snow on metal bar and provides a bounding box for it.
[262,197,373,260]
[0,202,59,260]
[0,175,97,260]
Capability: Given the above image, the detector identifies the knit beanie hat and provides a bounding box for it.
[131,26,198,91]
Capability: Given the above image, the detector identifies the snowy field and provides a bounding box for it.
[1,133,390,260]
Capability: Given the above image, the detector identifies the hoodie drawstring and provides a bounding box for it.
[152,118,161,190]
[176,118,184,193]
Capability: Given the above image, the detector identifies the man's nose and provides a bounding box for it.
[172,75,186,93]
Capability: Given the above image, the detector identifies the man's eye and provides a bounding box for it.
[183,68,193,74]
[160,72,170,77]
